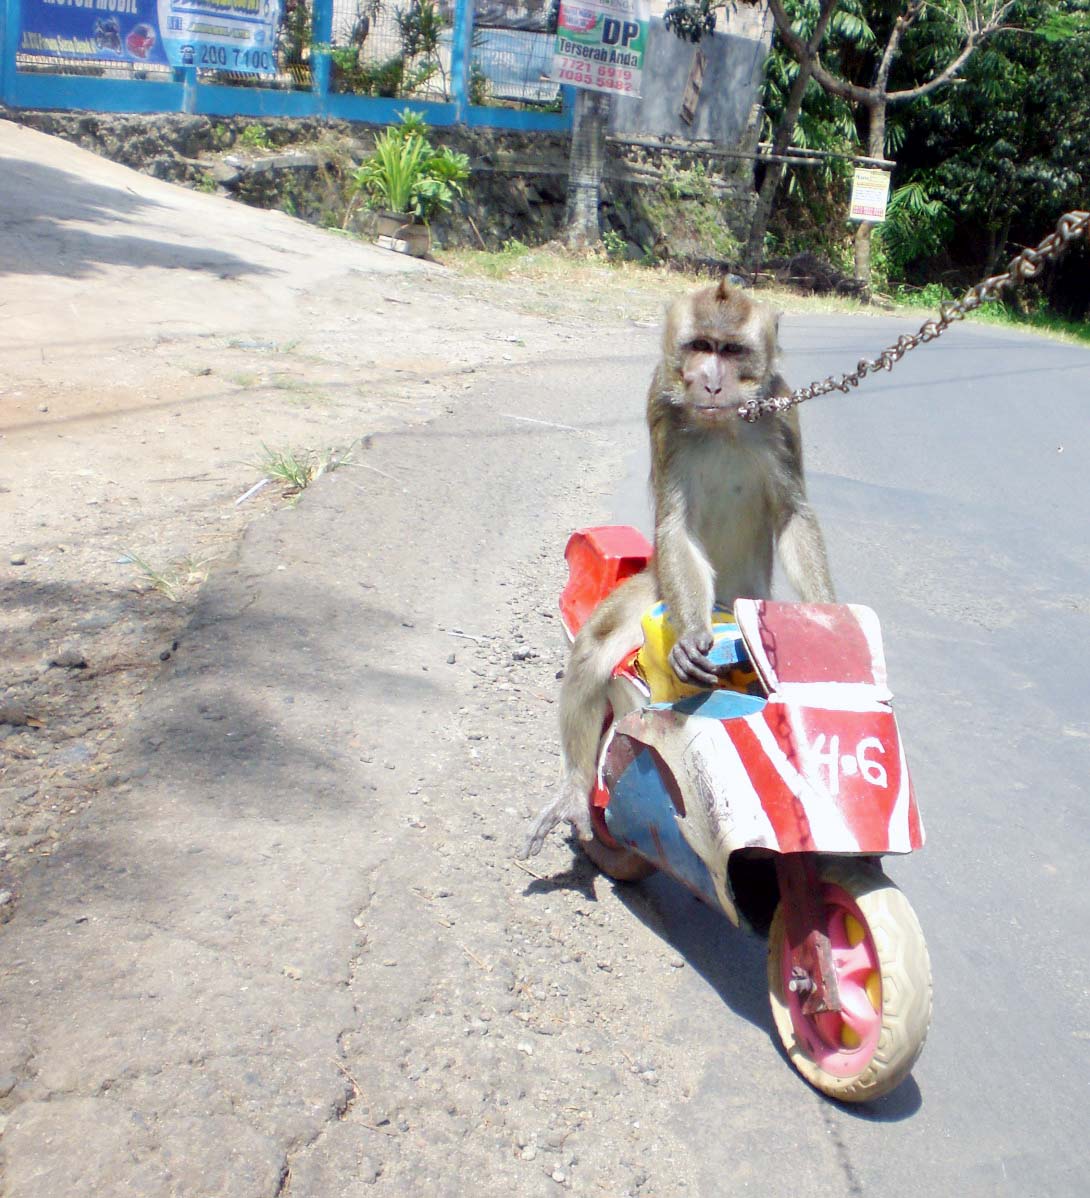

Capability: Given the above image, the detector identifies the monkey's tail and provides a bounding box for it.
[522,572,656,859]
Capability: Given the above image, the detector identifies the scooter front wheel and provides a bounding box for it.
[767,858,931,1102]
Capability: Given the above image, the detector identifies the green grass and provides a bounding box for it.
[890,283,1090,345]
[249,443,353,494]
[959,301,1090,345]
[123,551,216,602]
[440,242,1088,343]
[238,123,272,151]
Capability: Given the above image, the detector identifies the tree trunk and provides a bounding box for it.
[565,89,611,249]
[853,102,887,294]
[744,60,814,276]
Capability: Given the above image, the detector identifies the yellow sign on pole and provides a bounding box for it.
[849,167,891,223]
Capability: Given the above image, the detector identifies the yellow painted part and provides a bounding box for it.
[840,1023,862,1049]
[865,970,881,1011]
[635,603,761,703]
[844,913,866,948]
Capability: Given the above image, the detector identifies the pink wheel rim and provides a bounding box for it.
[781,883,883,1078]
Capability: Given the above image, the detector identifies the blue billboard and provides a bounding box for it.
[19,0,283,75]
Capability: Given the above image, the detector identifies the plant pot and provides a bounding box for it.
[374,211,430,258]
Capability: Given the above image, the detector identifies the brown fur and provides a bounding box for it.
[522,281,834,858]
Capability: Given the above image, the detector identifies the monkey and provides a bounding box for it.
[522,276,835,858]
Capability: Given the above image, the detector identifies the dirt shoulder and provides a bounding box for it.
[0,119,676,898]
[0,120,711,1197]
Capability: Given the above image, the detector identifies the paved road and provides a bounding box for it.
[606,312,1090,1196]
[2,298,1087,1198]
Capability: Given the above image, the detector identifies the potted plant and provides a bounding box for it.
[350,110,470,257]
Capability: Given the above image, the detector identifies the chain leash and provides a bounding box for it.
[737,210,1090,423]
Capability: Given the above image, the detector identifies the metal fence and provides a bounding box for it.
[0,0,572,131]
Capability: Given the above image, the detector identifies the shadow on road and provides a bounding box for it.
[616,872,772,1030]
[531,860,927,1122]
[0,159,271,282]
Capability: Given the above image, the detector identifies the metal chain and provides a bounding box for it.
[737,209,1090,422]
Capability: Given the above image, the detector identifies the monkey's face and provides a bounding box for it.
[679,335,763,422]
[664,280,777,427]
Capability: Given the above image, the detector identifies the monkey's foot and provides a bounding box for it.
[520,790,593,858]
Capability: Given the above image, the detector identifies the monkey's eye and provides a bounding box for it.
[719,343,747,356]
[689,339,714,354]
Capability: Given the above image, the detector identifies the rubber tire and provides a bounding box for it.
[582,832,656,882]
[767,858,932,1102]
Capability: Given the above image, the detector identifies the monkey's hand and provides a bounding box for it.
[669,630,721,688]
[521,787,593,858]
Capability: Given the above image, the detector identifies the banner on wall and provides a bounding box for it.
[551,0,649,98]
[18,0,283,75]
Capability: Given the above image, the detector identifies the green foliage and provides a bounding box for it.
[890,0,1090,309]
[396,0,442,59]
[877,182,953,278]
[890,281,956,309]
[642,163,742,267]
[332,0,444,96]
[412,146,473,221]
[395,108,430,139]
[239,124,272,150]
[602,229,627,262]
[663,1,717,43]
[661,160,715,203]
[355,124,429,213]
[196,172,217,193]
[468,64,490,106]
[278,0,311,67]
[758,0,867,186]
[665,0,1088,317]
[352,111,470,222]
[500,237,530,258]
[328,0,443,97]
[331,51,438,97]
[251,443,353,495]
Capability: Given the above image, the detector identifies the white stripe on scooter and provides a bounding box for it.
[773,682,892,710]
[746,713,862,852]
[888,726,913,852]
[679,721,781,853]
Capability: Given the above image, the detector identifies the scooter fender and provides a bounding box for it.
[600,693,923,924]
[748,697,924,854]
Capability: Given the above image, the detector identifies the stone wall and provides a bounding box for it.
[4,110,757,270]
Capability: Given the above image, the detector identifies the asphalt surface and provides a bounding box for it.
[613,315,1090,1195]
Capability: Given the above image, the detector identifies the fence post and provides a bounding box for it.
[1,0,22,106]
[311,0,333,110]
[450,0,475,122]
[177,65,198,113]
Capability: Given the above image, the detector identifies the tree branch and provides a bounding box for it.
[767,0,1021,109]
[767,0,875,105]
[875,0,923,93]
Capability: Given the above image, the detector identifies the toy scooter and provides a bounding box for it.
[562,526,932,1102]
